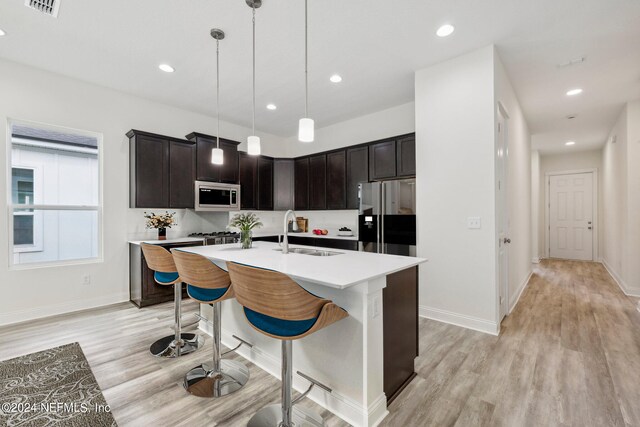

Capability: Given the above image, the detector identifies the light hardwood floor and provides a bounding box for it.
[1,260,639,426]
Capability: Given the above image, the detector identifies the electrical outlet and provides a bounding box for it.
[82,275,91,286]
[467,217,481,229]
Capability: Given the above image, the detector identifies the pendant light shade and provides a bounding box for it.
[298,118,314,143]
[211,147,224,164]
[211,28,226,165]
[298,0,314,143]
[247,0,261,155]
[247,135,261,155]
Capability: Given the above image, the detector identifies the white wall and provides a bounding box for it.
[283,102,415,158]
[538,149,603,259]
[494,51,532,314]
[625,101,640,292]
[415,45,531,334]
[531,150,541,262]
[0,58,286,325]
[415,46,499,333]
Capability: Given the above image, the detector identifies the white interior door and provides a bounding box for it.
[497,109,509,320]
[549,173,594,261]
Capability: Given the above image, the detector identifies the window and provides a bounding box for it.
[8,120,102,267]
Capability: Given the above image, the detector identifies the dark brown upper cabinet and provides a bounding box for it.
[326,150,347,210]
[239,152,258,209]
[294,157,310,210]
[274,159,295,211]
[186,132,240,183]
[396,135,416,177]
[128,130,195,209]
[369,139,397,180]
[308,154,327,210]
[257,156,274,211]
[346,146,369,209]
[169,140,196,208]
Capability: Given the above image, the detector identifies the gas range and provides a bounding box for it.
[188,231,239,246]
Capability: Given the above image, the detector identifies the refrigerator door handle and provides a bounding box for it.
[381,182,385,254]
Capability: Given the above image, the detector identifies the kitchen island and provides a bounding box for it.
[178,241,426,427]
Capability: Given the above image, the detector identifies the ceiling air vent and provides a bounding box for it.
[25,0,60,18]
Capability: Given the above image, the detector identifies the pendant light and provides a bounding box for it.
[211,28,225,165]
[247,0,261,155]
[298,0,314,143]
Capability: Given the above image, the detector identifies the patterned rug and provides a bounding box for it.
[0,343,117,426]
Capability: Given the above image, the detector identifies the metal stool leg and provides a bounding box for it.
[184,301,250,397]
[248,341,324,427]
[150,282,204,358]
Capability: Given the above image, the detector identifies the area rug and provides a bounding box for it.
[0,342,117,426]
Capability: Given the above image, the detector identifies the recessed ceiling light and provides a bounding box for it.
[266,104,277,110]
[158,64,175,73]
[436,24,455,37]
[330,74,342,83]
[0,29,6,36]
[566,88,583,96]
[565,141,576,146]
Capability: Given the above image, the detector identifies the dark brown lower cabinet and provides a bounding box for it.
[129,241,203,307]
[383,266,419,403]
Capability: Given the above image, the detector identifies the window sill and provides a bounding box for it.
[9,257,104,271]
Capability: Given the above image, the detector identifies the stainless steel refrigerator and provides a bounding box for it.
[358,178,416,256]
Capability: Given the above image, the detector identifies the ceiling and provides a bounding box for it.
[0,0,639,152]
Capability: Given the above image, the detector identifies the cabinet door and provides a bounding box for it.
[369,140,397,180]
[396,135,416,177]
[219,139,240,183]
[274,159,295,211]
[326,150,347,210]
[347,146,369,209]
[196,137,220,182]
[258,157,274,210]
[308,154,327,210]
[132,135,169,208]
[239,153,258,209]
[294,157,309,210]
[169,140,195,208]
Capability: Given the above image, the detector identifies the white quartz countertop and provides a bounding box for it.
[128,237,206,246]
[252,229,358,241]
[176,241,426,289]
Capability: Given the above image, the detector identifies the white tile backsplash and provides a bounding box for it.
[228,210,358,236]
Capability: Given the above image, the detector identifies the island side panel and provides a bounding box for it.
[383,266,419,403]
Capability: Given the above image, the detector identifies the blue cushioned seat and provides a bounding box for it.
[187,285,227,303]
[244,307,317,337]
[154,271,179,284]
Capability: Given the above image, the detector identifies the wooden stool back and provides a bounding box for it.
[140,243,177,273]
[172,250,231,290]
[227,262,330,321]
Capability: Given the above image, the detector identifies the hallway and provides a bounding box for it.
[384,260,640,426]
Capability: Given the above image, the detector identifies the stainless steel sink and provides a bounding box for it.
[273,248,343,256]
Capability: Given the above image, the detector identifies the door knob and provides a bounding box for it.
[503,238,511,244]
[588,227,592,230]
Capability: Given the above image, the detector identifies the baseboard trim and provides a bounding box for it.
[601,259,640,297]
[509,270,532,313]
[418,306,499,336]
[0,293,130,327]
[199,321,384,427]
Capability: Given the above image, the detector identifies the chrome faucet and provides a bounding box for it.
[282,210,298,254]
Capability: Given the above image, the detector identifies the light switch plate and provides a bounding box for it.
[467,217,481,229]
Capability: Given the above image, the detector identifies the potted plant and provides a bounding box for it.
[144,211,177,240]
[229,212,263,249]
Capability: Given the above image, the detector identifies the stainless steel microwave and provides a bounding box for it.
[195,181,241,212]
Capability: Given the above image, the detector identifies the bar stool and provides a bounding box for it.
[172,250,250,398]
[227,262,349,427]
[140,243,204,358]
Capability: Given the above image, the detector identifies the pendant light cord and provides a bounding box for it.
[216,38,220,149]
[304,0,308,118]
[252,5,256,136]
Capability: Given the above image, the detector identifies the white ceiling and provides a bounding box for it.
[0,0,639,152]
